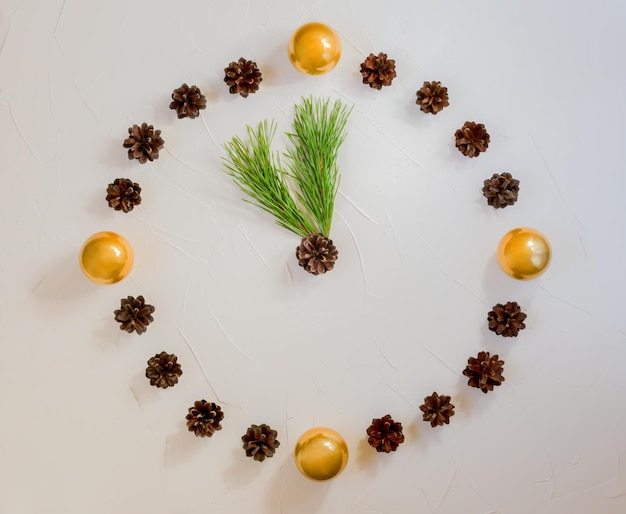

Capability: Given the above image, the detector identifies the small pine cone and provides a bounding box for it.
[482,172,520,208]
[224,58,263,98]
[419,392,455,427]
[463,351,505,393]
[186,400,224,437]
[241,424,281,462]
[455,121,490,158]
[360,52,397,90]
[123,123,164,164]
[113,295,155,335]
[416,81,450,114]
[145,351,183,389]
[169,83,207,119]
[296,233,338,275]
[106,178,142,213]
[366,414,405,453]
[487,301,527,337]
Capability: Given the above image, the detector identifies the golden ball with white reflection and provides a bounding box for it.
[497,227,551,280]
[79,231,134,285]
[288,22,341,75]
[294,427,349,481]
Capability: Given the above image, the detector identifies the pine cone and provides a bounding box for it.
[186,400,224,437]
[416,81,449,114]
[113,295,155,335]
[145,351,182,389]
[169,83,207,119]
[360,52,397,90]
[106,178,142,213]
[454,121,490,158]
[487,301,527,337]
[123,123,164,164]
[224,58,262,98]
[241,424,280,461]
[463,351,505,393]
[419,392,455,427]
[482,172,520,208]
[366,414,405,453]
[296,233,338,275]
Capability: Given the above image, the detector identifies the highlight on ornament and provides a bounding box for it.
[497,227,551,280]
[294,427,349,481]
[79,231,134,285]
[288,22,341,75]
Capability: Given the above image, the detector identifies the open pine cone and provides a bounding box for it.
[454,121,490,158]
[487,301,527,337]
[241,424,280,462]
[123,123,164,164]
[169,83,207,119]
[186,400,223,437]
[360,52,396,89]
[482,172,520,208]
[106,178,142,213]
[224,58,262,98]
[463,351,505,393]
[296,233,338,275]
[419,392,455,427]
[366,414,405,453]
[416,81,449,114]
[113,295,155,335]
[145,351,182,389]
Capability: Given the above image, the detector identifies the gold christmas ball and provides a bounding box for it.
[497,227,551,280]
[294,427,349,481]
[288,22,341,75]
[79,231,134,285]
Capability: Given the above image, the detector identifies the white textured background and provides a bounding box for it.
[1,1,625,513]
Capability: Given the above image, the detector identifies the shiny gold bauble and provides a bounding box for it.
[294,427,349,481]
[79,231,134,285]
[497,227,551,280]
[288,22,341,75]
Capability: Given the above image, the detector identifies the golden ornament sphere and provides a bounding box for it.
[288,22,341,75]
[497,227,552,280]
[79,231,134,285]
[294,427,349,481]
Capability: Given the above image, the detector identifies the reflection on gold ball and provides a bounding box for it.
[288,22,341,75]
[294,427,349,481]
[497,227,551,280]
[79,231,134,285]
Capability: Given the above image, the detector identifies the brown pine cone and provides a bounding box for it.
[360,52,396,90]
[106,178,142,213]
[123,123,164,164]
[224,58,262,98]
[487,301,527,337]
[169,83,207,119]
[482,172,520,208]
[454,121,490,158]
[296,233,338,275]
[419,392,455,427]
[241,424,280,461]
[145,351,182,389]
[416,81,449,114]
[463,351,505,393]
[366,414,405,453]
[113,295,155,335]
[186,400,224,437]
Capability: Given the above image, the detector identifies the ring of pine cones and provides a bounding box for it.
[145,351,183,389]
[487,301,527,337]
[366,414,405,452]
[123,123,164,164]
[296,233,338,275]
[224,57,263,98]
[463,351,505,393]
[455,121,490,158]
[360,52,397,89]
[186,400,224,437]
[113,295,155,335]
[241,424,280,461]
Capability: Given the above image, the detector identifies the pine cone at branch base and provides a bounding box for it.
[416,81,450,114]
[487,301,527,337]
[482,172,520,208]
[366,414,405,453]
[169,83,207,119]
[186,400,224,437]
[296,233,338,275]
[241,424,281,461]
[123,123,164,164]
[113,295,155,335]
[360,52,397,90]
[454,121,490,158]
[145,351,183,389]
[463,351,505,393]
[106,178,142,213]
[419,392,455,427]
[224,58,263,98]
